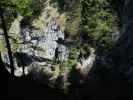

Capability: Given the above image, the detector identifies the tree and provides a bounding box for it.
[81,0,120,55]
[0,0,46,76]
[0,6,14,76]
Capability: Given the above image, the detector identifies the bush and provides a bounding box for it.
[81,0,120,50]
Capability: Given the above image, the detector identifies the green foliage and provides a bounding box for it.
[62,46,80,71]
[0,0,46,17]
[50,0,81,37]
[65,0,81,37]
[0,0,46,52]
[65,6,81,37]
[69,47,80,59]
[62,59,77,71]
[56,0,65,11]
[82,0,119,38]
[12,0,33,16]
[0,0,31,16]
[81,0,120,54]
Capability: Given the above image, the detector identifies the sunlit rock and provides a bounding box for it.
[76,48,96,81]
[2,18,69,78]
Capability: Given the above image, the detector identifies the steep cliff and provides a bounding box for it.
[0,0,80,89]
[112,0,133,82]
[1,0,133,92]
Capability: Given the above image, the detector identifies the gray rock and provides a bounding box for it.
[2,18,69,77]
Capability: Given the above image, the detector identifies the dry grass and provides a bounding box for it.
[32,0,81,36]
[32,0,67,31]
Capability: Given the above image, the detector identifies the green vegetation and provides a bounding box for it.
[0,0,121,90]
[81,0,120,53]
[50,0,81,38]
[0,0,46,17]
[0,0,46,51]
[0,0,120,66]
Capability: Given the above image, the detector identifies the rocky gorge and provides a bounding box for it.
[1,0,133,98]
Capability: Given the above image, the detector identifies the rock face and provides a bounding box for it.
[75,47,96,82]
[112,0,133,82]
[2,18,69,77]
[19,18,68,60]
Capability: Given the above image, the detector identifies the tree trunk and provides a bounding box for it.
[0,6,14,76]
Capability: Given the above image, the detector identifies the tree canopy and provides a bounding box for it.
[81,0,120,55]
